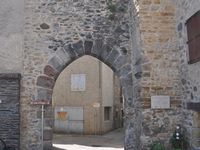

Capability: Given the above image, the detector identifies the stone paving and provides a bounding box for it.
[53,128,124,150]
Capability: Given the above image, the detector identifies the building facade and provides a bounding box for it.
[52,55,123,134]
[0,0,200,150]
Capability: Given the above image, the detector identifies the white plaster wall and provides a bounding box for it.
[52,55,101,134]
[0,0,24,73]
[101,62,114,132]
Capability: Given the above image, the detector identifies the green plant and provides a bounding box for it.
[150,141,165,150]
[170,125,188,150]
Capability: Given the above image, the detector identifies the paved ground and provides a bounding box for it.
[53,128,124,150]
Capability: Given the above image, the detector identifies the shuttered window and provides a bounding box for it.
[186,10,200,64]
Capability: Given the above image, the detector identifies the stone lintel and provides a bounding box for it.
[187,102,200,111]
[0,73,21,80]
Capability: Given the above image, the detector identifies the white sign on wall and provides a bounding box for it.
[93,102,100,108]
[151,95,170,109]
[71,74,86,91]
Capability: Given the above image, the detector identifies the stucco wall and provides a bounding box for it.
[101,62,114,132]
[53,56,101,134]
[52,55,117,134]
[0,0,24,73]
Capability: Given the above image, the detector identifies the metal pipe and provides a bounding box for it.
[41,105,44,150]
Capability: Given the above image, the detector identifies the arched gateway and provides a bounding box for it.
[33,39,141,149]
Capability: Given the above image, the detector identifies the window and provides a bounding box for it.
[71,74,86,91]
[104,107,111,121]
[186,10,200,64]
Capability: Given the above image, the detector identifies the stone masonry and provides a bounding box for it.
[0,73,21,150]
[0,0,199,150]
[22,0,138,150]
[175,0,200,149]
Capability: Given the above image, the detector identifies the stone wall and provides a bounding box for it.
[0,73,21,150]
[175,0,200,148]
[135,0,183,148]
[22,0,134,149]
[1,0,198,149]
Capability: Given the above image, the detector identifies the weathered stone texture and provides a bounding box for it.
[22,0,133,149]
[0,74,21,150]
[2,0,199,149]
[175,0,200,148]
[136,0,183,148]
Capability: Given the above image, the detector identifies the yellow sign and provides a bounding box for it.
[57,111,67,121]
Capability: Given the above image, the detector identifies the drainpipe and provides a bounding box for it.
[99,61,103,135]
[41,105,44,150]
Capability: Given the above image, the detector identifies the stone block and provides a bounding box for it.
[120,73,133,87]
[35,87,53,104]
[43,141,53,150]
[0,73,21,80]
[72,40,84,56]
[36,75,55,89]
[56,48,71,64]
[106,49,120,66]
[63,44,77,60]
[117,64,132,77]
[48,56,65,73]
[100,44,112,61]
[44,65,58,79]
[43,128,53,141]
[91,39,103,58]
[187,102,200,111]
[84,40,93,54]
[113,55,128,70]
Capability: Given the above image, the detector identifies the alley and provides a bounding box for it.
[53,128,124,150]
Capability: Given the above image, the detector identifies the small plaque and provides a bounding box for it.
[151,96,170,109]
[0,100,2,104]
[93,102,100,108]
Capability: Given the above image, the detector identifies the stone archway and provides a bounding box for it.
[33,39,140,149]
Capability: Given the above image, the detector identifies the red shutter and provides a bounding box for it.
[186,10,200,64]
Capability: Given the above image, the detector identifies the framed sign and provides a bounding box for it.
[151,95,170,109]
[71,74,86,91]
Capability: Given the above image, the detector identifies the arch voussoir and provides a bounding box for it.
[44,65,59,79]
[33,87,53,105]
[63,44,78,60]
[48,55,67,73]
[36,75,55,89]
[104,49,120,68]
[71,40,84,56]
[84,40,93,55]
[113,55,129,70]
[55,48,71,63]
[91,39,104,58]
[120,72,133,87]
[116,64,132,78]
[99,44,113,61]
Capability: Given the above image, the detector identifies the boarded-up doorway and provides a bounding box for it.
[0,74,21,150]
[54,106,84,134]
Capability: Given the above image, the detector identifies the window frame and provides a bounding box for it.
[186,10,200,64]
[104,106,112,121]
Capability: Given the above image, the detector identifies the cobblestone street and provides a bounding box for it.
[53,128,124,150]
